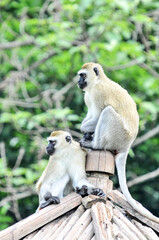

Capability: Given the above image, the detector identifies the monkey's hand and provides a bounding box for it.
[91,188,106,198]
[39,192,60,210]
[76,185,105,198]
[76,185,88,197]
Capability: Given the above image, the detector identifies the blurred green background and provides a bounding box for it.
[0,0,159,230]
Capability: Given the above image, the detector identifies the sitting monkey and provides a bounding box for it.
[36,130,105,210]
[77,62,159,223]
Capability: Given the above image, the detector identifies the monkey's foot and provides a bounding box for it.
[83,132,94,141]
[76,185,89,197]
[79,139,93,149]
[91,188,106,198]
[39,193,60,210]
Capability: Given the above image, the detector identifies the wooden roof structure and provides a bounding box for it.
[0,150,159,240]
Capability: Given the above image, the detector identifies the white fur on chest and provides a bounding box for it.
[85,92,101,117]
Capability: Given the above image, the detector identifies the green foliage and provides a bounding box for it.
[0,0,159,229]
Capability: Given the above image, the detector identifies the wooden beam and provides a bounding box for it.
[86,150,115,175]
[64,209,92,240]
[78,222,94,240]
[0,193,82,240]
[25,218,59,240]
[53,205,85,239]
[23,230,38,240]
[86,150,115,194]
[47,213,73,240]
[108,190,159,232]
[87,175,110,195]
[112,222,129,240]
[91,202,113,240]
[112,204,147,240]
[34,216,65,240]
[82,195,106,209]
[132,220,159,240]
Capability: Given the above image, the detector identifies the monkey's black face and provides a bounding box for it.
[78,73,87,89]
[46,140,56,155]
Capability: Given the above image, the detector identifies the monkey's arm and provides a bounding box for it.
[37,163,69,210]
[69,160,105,197]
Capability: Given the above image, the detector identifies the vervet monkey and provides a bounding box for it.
[77,62,159,223]
[36,130,105,210]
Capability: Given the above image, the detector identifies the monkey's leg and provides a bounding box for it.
[38,175,70,210]
[50,174,70,199]
[81,116,99,133]
[92,106,129,151]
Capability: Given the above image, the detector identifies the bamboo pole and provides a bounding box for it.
[64,209,92,240]
[48,213,73,240]
[108,190,159,232]
[53,205,85,239]
[0,193,82,240]
[82,195,106,209]
[132,220,159,240]
[78,222,94,240]
[112,204,147,240]
[86,150,115,195]
[91,202,113,240]
[28,219,60,240]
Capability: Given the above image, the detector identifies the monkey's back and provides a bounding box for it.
[93,78,139,140]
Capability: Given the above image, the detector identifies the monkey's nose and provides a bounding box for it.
[78,80,87,89]
[46,147,55,156]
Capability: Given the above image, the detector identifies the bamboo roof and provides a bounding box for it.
[0,151,159,240]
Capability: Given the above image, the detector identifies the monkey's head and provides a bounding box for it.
[77,62,104,90]
[46,130,72,156]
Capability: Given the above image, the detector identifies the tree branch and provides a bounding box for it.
[139,63,159,79]
[13,148,25,170]
[105,60,159,80]
[0,39,36,50]
[0,191,36,207]
[0,98,40,108]
[105,59,141,71]
[133,125,159,148]
[127,168,159,188]
[25,50,58,73]
[25,47,68,73]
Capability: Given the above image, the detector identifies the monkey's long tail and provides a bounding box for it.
[115,152,159,224]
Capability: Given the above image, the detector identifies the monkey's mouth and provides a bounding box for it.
[46,147,55,156]
[78,82,87,89]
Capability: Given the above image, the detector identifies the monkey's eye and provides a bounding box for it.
[49,140,56,145]
[65,136,71,143]
[93,67,99,76]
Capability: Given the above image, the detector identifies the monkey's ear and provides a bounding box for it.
[93,67,99,76]
[65,136,71,143]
